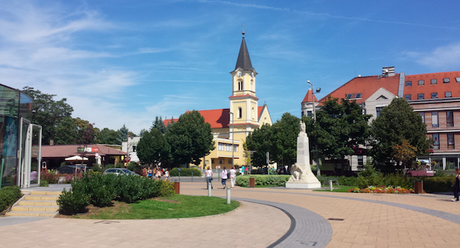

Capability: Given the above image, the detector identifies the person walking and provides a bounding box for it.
[147,167,153,179]
[155,168,162,180]
[221,167,228,189]
[453,168,460,202]
[164,168,170,181]
[206,167,213,189]
[230,166,237,188]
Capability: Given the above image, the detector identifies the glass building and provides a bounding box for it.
[0,84,41,189]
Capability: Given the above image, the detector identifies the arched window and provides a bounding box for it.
[238,107,242,119]
[238,81,243,91]
[252,107,255,119]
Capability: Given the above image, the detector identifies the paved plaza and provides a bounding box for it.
[1,182,460,247]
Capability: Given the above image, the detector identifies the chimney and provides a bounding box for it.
[382,66,395,77]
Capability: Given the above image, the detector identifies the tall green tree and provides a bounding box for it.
[22,86,73,145]
[116,124,129,145]
[370,98,432,172]
[246,124,273,166]
[96,128,119,144]
[54,117,97,145]
[152,116,166,134]
[165,111,214,166]
[137,128,171,166]
[314,97,371,160]
[271,113,299,167]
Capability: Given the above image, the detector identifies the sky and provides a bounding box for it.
[1,0,460,135]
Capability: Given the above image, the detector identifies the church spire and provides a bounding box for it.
[235,27,253,71]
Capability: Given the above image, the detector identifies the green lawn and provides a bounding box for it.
[314,185,357,192]
[70,194,240,219]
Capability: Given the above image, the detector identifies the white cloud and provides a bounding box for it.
[404,43,460,69]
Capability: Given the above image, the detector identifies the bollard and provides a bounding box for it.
[329,180,333,191]
[208,183,212,197]
[174,182,180,194]
[226,187,231,204]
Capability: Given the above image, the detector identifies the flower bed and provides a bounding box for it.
[348,185,414,194]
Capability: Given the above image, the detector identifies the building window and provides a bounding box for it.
[355,93,362,98]
[132,146,136,152]
[445,91,452,98]
[404,94,411,100]
[419,112,425,123]
[447,133,455,149]
[376,107,383,117]
[346,94,352,99]
[233,145,238,152]
[443,78,450,83]
[301,111,304,117]
[456,77,460,83]
[307,111,312,117]
[431,92,438,99]
[218,142,224,151]
[432,112,439,127]
[252,107,255,119]
[228,158,232,164]
[357,156,364,166]
[238,81,243,91]
[418,80,425,85]
[432,134,439,149]
[238,107,242,119]
[447,111,454,127]
[431,79,437,84]
[417,93,424,99]
[225,144,231,152]
[219,159,224,164]
[405,81,412,86]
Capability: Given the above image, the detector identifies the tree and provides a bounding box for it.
[270,113,299,167]
[314,97,371,160]
[137,128,171,165]
[370,98,432,172]
[393,139,418,169]
[54,117,97,145]
[165,110,214,166]
[96,128,119,144]
[116,124,129,145]
[152,116,166,134]
[22,86,73,145]
[246,124,273,166]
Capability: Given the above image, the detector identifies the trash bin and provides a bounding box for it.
[174,182,180,194]
[413,180,423,194]
[249,177,255,188]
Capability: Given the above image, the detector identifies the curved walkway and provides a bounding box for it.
[2,183,460,247]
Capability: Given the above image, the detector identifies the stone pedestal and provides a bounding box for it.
[285,123,321,189]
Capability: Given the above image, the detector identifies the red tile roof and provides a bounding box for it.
[319,74,400,104]
[41,144,127,158]
[164,107,265,129]
[301,89,318,103]
[404,71,460,99]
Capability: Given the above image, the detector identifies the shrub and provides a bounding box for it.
[336,176,360,186]
[420,176,456,193]
[0,186,22,212]
[76,173,117,207]
[41,170,60,184]
[169,168,202,177]
[40,180,49,187]
[235,175,290,187]
[57,187,90,215]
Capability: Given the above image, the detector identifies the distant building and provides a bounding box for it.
[121,136,141,163]
[302,67,460,172]
[164,31,273,169]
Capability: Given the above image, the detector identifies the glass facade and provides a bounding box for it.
[0,84,34,189]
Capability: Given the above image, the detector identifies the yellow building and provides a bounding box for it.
[167,32,273,169]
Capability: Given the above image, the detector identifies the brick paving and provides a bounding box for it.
[1,182,460,247]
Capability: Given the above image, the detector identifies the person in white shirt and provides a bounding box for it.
[229,166,237,188]
[221,167,228,189]
[206,167,213,189]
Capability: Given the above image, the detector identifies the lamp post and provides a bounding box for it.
[307,80,321,176]
[229,112,234,169]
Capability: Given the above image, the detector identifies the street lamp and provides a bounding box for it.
[229,112,234,169]
[307,80,321,176]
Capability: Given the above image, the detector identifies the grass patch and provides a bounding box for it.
[63,194,240,219]
[314,185,357,192]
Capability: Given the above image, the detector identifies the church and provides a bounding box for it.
[166,31,273,169]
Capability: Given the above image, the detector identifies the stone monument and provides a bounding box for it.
[285,121,321,189]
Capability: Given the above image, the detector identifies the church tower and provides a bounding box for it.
[229,30,259,138]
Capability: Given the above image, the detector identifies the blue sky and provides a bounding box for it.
[1,0,460,134]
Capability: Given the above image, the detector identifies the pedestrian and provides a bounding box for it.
[164,168,170,181]
[206,167,213,189]
[241,165,245,175]
[453,168,460,202]
[147,167,153,179]
[221,167,228,189]
[230,166,237,188]
[155,168,162,180]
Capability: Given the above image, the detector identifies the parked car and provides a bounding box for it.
[58,165,84,174]
[103,168,138,176]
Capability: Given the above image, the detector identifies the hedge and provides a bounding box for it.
[0,186,22,213]
[236,175,291,187]
[57,174,174,215]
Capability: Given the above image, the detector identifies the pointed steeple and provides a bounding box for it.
[235,31,253,71]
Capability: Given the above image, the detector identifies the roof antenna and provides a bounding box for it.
[242,23,245,36]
